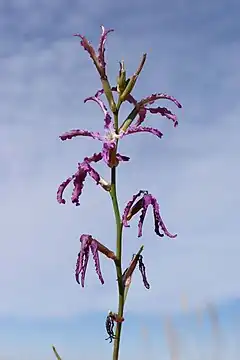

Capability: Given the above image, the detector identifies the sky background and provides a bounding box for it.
[0,0,240,359]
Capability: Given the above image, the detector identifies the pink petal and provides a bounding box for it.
[124,126,163,138]
[84,152,103,163]
[135,107,147,126]
[71,165,88,206]
[97,26,114,69]
[116,153,130,162]
[151,197,177,238]
[141,93,182,108]
[84,92,112,129]
[57,176,74,204]
[73,34,96,61]
[75,234,91,287]
[146,107,178,127]
[90,240,104,285]
[60,129,102,141]
[82,162,101,184]
[137,195,152,237]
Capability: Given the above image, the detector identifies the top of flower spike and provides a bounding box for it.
[73,25,114,78]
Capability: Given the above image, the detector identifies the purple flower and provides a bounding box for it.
[75,234,105,287]
[74,25,113,78]
[122,190,177,238]
[57,152,106,206]
[60,90,165,167]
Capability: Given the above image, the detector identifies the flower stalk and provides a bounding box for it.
[55,24,182,360]
[110,137,125,360]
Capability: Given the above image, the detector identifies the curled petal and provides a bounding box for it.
[135,107,147,126]
[60,129,102,141]
[146,107,178,127]
[138,198,150,237]
[84,94,112,129]
[57,154,103,207]
[151,197,177,238]
[122,190,148,227]
[95,88,105,97]
[140,93,182,108]
[73,34,97,61]
[138,255,150,289]
[90,240,104,284]
[116,153,130,162]
[124,125,163,139]
[98,26,114,69]
[57,176,74,204]
[81,162,100,184]
[84,152,103,163]
[75,234,91,287]
[71,165,88,206]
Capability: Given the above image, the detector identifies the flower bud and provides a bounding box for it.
[117,61,128,94]
[120,54,147,101]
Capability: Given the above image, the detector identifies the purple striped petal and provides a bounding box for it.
[81,162,100,184]
[116,153,130,162]
[138,194,152,237]
[124,126,163,139]
[60,129,102,141]
[97,26,114,69]
[73,34,96,62]
[84,94,112,129]
[151,197,177,238]
[146,107,178,127]
[84,152,103,163]
[57,176,74,204]
[140,93,182,108]
[75,234,91,287]
[135,107,147,126]
[138,255,150,289]
[57,153,103,207]
[71,165,88,206]
[90,240,104,285]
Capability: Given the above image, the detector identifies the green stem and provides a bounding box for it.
[110,166,124,360]
[110,107,124,359]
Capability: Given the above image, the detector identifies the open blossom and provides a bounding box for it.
[75,234,116,287]
[59,89,165,168]
[122,190,177,238]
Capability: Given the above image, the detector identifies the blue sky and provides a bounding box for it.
[0,0,240,359]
